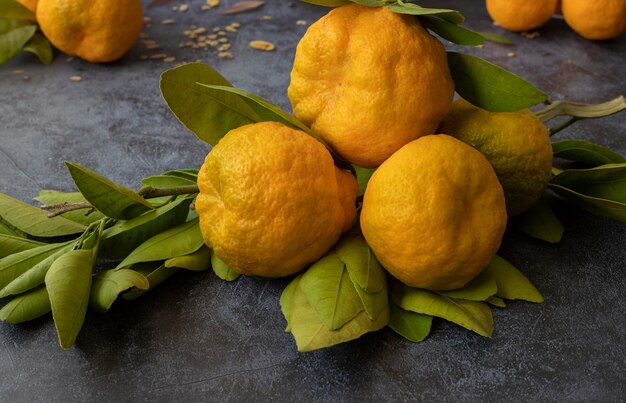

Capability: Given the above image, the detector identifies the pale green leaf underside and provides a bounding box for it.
[388,301,432,343]
[89,269,150,313]
[45,249,95,349]
[517,200,564,244]
[484,256,543,303]
[165,245,211,271]
[393,283,494,337]
[0,286,50,324]
[210,252,241,281]
[299,253,364,330]
[289,283,388,352]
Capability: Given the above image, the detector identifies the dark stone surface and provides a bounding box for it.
[1,1,625,401]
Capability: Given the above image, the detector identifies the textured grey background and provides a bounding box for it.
[1,0,625,401]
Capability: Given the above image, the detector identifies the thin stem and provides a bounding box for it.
[549,117,578,137]
[138,185,200,198]
[41,202,94,218]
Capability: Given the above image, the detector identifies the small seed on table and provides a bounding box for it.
[249,40,275,51]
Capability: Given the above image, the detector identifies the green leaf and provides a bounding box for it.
[89,269,150,313]
[300,0,350,6]
[0,242,74,298]
[486,296,506,307]
[323,235,389,321]
[0,286,50,324]
[22,33,53,64]
[141,174,197,189]
[0,241,73,290]
[0,20,35,64]
[476,31,514,45]
[45,249,96,349]
[34,190,105,225]
[438,269,498,301]
[77,220,104,251]
[99,196,192,260]
[0,192,86,237]
[535,96,626,123]
[421,16,484,46]
[122,262,180,300]
[199,84,311,134]
[392,282,494,337]
[447,52,547,112]
[335,235,386,293]
[141,168,198,189]
[299,253,364,330]
[65,161,154,220]
[551,163,626,202]
[387,0,464,24]
[45,221,103,348]
[160,63,258,146]
[388,301,432,343]
[165,245,211,271]
[304,0,384,6]
[198,84,329,147]
[354,166,375,197]
[0,233,44,258]
[115,218,204,269]
[0,220,23,237]
[288,283,388,352]
[516,200,564,244]
[210,251,240,281]
[280,274,301,333]
[0,0,36,20]
[163,168,199,177]
[552,140,626,166]
[549,183,626,222]
[351,0,386,6]
[352,282,388,321]
[484,255,543,303]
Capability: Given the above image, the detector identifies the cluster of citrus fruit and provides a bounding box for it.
[14,0,142,63]
[196,4,552,293]
[1,2,622,351]
[486,0,626,40]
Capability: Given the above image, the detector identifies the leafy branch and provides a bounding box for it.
[39,184,201,218]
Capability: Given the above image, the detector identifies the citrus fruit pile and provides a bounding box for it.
[194,4,549,289]
[486,0,626,40]
[1,1,624,352]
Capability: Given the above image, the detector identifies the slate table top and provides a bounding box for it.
[1,1,625,401]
